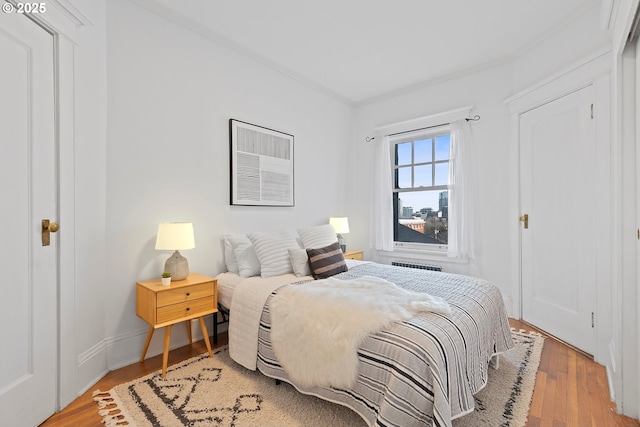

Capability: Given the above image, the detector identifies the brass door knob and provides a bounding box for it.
[42,219,59,246]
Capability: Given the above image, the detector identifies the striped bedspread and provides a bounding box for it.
[256,263,513,427]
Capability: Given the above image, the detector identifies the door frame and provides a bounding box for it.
[12,1,90,410]
[504,48,611,366]
[518,84,597,354]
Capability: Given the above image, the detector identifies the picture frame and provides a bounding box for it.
[229,119,295,206]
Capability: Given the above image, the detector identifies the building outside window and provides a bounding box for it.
[392,127,450,248]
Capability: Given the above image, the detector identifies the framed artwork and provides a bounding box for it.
[229,119,294,206]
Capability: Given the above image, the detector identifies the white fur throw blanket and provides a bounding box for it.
[269,276,451,389]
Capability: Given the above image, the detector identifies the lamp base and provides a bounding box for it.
[164,250,189,280]
[337,234,346,253]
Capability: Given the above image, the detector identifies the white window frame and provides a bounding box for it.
[390,125,450,252]
[372,106,472,259]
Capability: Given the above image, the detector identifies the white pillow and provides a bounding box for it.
[223,234,246,274]
[229,235,261,277]
[247,231,300,278]
[288,248,311,277]
[297,224,338,249]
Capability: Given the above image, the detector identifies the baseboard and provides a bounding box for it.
[76,339,109,397]
[106,313,217,372]
[503,295,514,318]
[607,339,617,403]
[607,364,616,403]
[72,313,222,399]
[609,339,617,374]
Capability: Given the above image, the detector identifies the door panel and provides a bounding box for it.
[0,12,57,426]
[520,86,596,354]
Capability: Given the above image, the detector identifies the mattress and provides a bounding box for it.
[216,259,366,308]
[227,261,513,427]
[215,272,243,309]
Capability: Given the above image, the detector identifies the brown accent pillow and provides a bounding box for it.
[306,242,348,279]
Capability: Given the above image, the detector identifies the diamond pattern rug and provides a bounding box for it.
[94,330,543,427]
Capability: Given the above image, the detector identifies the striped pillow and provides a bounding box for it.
[297,224,338,249]
[306,242,348,279]
[247,231,299,278]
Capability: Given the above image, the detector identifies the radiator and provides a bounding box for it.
[391,261,443,272]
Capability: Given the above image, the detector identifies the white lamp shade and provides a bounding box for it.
[155,222,195,250]
[329,217,350,234]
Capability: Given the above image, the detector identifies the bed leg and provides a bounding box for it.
[489,354,500,369]
[213,312,218,345]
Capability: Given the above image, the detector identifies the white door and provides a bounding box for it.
[520,85,596,355]
[0,12,58,426]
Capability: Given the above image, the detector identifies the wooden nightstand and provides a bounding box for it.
[136,273,218,378]
[343,250,363,260]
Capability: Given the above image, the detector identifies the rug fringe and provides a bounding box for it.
[510,326,545,338]
[93,389,133,426]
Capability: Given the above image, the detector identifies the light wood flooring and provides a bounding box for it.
[41,320,640,427]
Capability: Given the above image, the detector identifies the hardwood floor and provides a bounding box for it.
[510,319,639,427]
[41,321,640,427]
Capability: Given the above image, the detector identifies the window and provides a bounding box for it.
[372,107,473,256]
[392,127,450,248]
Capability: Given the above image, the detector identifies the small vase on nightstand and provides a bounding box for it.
[161,272,171,286]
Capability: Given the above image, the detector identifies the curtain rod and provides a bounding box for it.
[364,114,480,142]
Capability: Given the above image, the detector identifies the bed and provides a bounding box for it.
[217,256,513,427]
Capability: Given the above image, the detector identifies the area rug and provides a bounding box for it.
[452,329,544,427]
[94,329,543,427]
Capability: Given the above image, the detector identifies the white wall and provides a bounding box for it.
[63,3,640,422]
[610,0,640,417]
[60,0,109,400]
[352,64,513,291]
[511,4,611,91]
[348,4,640,419]
[636,34,640,420]
[350,8,611,314]
[103,0,354,370]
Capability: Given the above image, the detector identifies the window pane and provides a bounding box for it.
[397,190,441,213]
[396,166,411,188]
[394,189,448,244]
[391,131,451,248]
[414,138,431,163]
[396,142,412,166]
[435,135,450,161]
[414,164,432,187]
[435,162,448,186]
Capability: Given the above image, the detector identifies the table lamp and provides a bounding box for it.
[329,217,350,252]
[155,222,195,281]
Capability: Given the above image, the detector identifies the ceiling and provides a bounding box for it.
[143,0,604,105]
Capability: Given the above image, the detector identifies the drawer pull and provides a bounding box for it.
[186,292,191,297]
[186,307,190,311]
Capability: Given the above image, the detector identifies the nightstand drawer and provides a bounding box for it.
[343,250,363,260]
[157,282,213,307]
[157,297,214,324]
